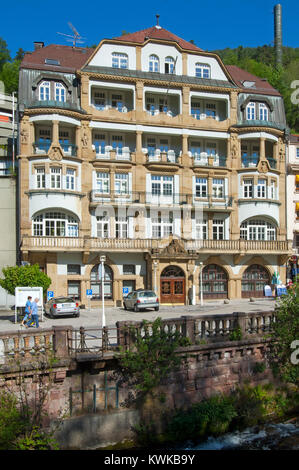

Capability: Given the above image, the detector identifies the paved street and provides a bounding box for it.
[0,298,277,332]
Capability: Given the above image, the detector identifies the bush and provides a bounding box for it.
[0,264,51,296]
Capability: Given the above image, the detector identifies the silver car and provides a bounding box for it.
[123,290,159,312]
[45,297,80,318]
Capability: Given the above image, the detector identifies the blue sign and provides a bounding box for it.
[123,287,129,295]
[47,291,54,301]
[86,289,92,296]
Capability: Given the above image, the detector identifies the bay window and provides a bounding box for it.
[32,211,79,237]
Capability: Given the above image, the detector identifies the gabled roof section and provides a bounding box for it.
[226,65,281,97]
[113,26,203,52]
[20,44,94,74]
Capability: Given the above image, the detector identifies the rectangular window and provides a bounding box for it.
[270,180,276,199]
[243,179,253,198]
[67,264,81,275]
[195,219,207,240]
[151,175,173,196]
[296,148,299,158]
[55,83,66,102]
[67,281,81,300]
[111,135,123,155]
[115,216,128,238]
[50,167,61,189]
[35,167,45,189]
[96,172,110,193]
[195,177,207,198]
[123,264,135,275]
[191,101,201,119]
[115,173,129,194]
[96,217,109,238]
[66,168,75,190]
[112,53,128,69]
[206,103,216,118]
[257,179,266,198]
[213,219,224,240]
[212,178,224,198]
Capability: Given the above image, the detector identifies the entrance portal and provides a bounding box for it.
[160,266,185,304]
[242,264,270,298]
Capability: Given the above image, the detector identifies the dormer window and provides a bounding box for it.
[39,81,50,101]
[149,55,159,72]
[112,52,128,69]
[195,63,211,79]
[55,82,66,102]
[259,103,269,121]
[246,102,256,120]
[165,57,175,74]
[246,101,269,121]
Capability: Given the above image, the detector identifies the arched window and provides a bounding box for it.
[202,264,228,299]
[39,81,50,101]
[55,82,66,102]
[165,57,175,74]
[240,218,276,241]
[32,211,79,237]
[259,103,269,121]
[149,55,159,72]
[90,264,113,299]
[246,102,256,120]
[242,264,270,298]
[112,52,128,69]
[195,63,210,79]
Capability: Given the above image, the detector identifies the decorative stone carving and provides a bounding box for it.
[230,134,239,159]
[49,145,63,161]
[160,238,187,256]
[257,159,269,173]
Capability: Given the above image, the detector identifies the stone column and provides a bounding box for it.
[260,137,266,160]
[182,86,190,118]
[52,120,59,145]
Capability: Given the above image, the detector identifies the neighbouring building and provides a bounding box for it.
[0,92,17,308]
[17,23,291,307]
[286,134,299,281]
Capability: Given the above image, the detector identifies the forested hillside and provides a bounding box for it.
[212,45,299,133]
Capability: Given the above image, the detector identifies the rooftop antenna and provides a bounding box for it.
[57,22,86,47]
[155,14,161,29]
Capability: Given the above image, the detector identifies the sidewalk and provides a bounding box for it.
[0,297,277,332]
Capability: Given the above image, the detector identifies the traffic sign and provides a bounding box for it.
[86,289,92,297]
[47,290,54,301]
[123,287,129,295]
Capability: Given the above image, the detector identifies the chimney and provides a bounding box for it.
[274,4,282,66]
[34,41,44,51]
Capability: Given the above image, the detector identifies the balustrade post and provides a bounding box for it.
[53,326,73,357]
[232,312,249,338]
[181,316,195,344]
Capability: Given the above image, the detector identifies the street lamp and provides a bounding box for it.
[153,260,158,294]
[99,255,106,327]
[199,262,203,306]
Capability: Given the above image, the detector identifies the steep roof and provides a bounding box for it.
[20,44,94,73]
[113,26,203,52]
[226,65,281,97]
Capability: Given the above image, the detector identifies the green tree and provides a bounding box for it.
[0,264,51,296]
[116,317,190,401]
[0,37,10,72]
[267,282,299,385]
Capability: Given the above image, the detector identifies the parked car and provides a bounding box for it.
[45,297,80,318]
[123,290,159,312]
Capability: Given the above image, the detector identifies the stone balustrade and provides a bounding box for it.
[0,311,275,365]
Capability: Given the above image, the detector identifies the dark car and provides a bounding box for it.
[45,297,80,318]
[123,290,159,312]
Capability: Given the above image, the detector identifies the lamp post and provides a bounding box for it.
[99,255,106,327]
[199,262,203,306]
[153,260,158,294]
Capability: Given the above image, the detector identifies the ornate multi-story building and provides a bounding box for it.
[286,134,299,280]
[17,24,291,306]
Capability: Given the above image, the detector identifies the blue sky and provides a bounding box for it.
[2,0,298,58]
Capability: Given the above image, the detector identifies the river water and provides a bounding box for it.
[178,420,299,450]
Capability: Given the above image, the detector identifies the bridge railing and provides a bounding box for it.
[0,311,276,364]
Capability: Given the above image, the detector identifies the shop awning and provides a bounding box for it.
[296,175,299,183]
[296,202,299,211]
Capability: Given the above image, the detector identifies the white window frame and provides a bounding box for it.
[195,219,207,240]
[39,81,50,101]
[212,178,224,198]
[165,57,175,74]
[149,55,159,72]
[151,175,173,196]
[112,52,128,69]
[55,82,66,102]
[246,102,256,120]
[115,215,128,238]
[66,168,76,191]
[35,167,45,189]
[259,103,269,121]
[115,173,129,194]
[243,178,254,198]
[240,219,276,241]
[257,179,267,198]
[50,167,61,189]
[96,172,110,194]
[213,219,225,240]
[32,211,79,237]
[195,177,207,198]
[195,63,211,79]
[96,216,110,238]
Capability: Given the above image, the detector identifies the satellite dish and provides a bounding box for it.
[57,22,86,47]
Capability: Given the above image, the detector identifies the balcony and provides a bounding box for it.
[21,235,292,255]
[145,149,180,164]
[193,154,227,168]
[241,156,277,170]
[33,142,77,157]
[93,145,131,161]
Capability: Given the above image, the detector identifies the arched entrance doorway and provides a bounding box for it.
[160,266,185,304]
[90,264,113,300]
[242,264,270,298]
[202,264,228,299]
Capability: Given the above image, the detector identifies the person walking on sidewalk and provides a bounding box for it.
[21,296,32,327]
[27,298,39,328]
